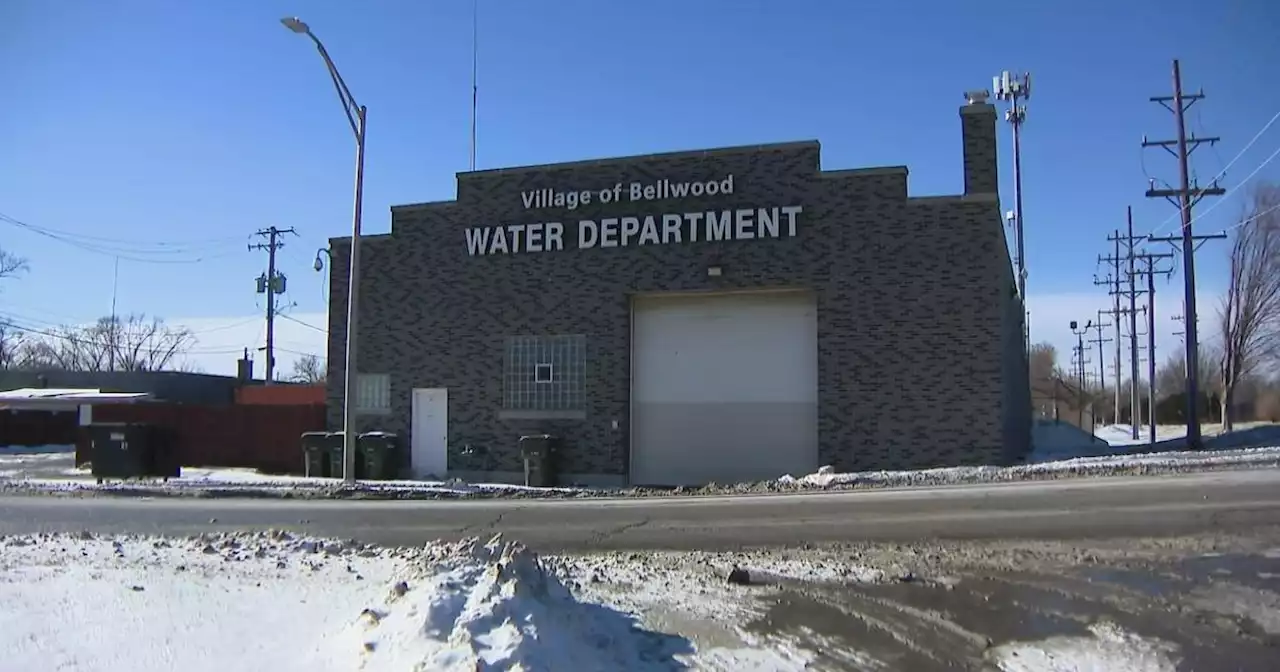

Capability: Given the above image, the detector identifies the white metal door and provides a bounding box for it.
[411,388,448,479]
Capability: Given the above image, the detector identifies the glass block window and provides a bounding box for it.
[356,373,391,413]
[503,335,586,411]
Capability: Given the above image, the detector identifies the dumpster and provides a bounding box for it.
[357,432,400,480]
[518,434,560,488]
[301,431,340,478]
[89,423,179,483]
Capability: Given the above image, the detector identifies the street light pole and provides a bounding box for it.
[282,16,366,483]
[1070,320,1092,429]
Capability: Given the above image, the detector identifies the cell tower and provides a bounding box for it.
[993,70,1032,350]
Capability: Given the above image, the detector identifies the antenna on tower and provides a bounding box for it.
[470,0,478,172]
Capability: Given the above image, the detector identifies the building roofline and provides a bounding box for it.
[459,140,822,179]
[819,166,908,178]
[389,199,456,214]
[388,143,915,214]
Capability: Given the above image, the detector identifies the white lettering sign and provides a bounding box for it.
[464,206,802,256]
[520,175,736,211]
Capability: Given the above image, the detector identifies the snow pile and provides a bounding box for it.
[0,531,407,672]
[0,531,738,672]
[986,620,1180,671]
[778,445,1280,490]
[335,534,690,670]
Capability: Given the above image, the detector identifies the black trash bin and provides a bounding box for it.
[324,433,351,479]
[301,431,338,478]
[357,432,400,480]
[518,434,560,488]
[89,423,177,483]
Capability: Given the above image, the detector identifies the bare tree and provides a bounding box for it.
[0,247,27,281]
[289,354,326,384]
[0,322,28,369]
[1028,342,1058,384]
[1219,183,1280,431]
[20,314,195,372]
[1156,343,1220,401]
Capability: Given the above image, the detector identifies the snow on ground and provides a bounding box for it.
[1095,424,1196,446]
[986,621,1180,672]
[0,531,804,671]
[1094,422,1275,447]
[0,532,1242,671]
[778,444,1280,489]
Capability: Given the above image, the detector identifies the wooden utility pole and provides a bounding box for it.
[1142,59,1225,450]
[1096,233,1124,425]
[1089,315,1113,424]
[249,226,297,384]
[1104,213,1147,437]
[1130,252,1175,445]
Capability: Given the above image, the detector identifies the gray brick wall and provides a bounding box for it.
[325,103,1030,480]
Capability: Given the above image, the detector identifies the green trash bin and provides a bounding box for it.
[301,431,336,478]
[357,432,400,480]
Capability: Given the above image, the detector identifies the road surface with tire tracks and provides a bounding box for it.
[1,468,1277,552]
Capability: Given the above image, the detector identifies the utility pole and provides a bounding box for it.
[1096,233,1124,424]
[249,226,297,384]
[1142,59,1226,451]
[1103,213,1148,438]
[993,71,1032,351]
[1126,209,1141,438]
[1130,310,1151,431]
[1130,252,1175,445]
[108,256,120,372]
[1089,315,1113,424]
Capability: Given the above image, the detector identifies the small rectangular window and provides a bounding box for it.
[534,363,554,384]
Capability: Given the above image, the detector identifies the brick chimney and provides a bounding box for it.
[960,90,999,196]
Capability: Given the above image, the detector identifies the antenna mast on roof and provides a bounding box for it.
[470,0,478,171]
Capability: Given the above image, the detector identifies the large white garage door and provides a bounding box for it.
[630,290,819,487]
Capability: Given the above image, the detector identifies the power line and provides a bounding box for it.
[1144,109,1280,238]
[0,212,245,248]
[1141,59,1226,451]
[0,212,246,264]
[277,312,326,333]
[0,311,261,338]
[1174,143,1280,235]
[0,318,254,356]
[1218,199,1280,235]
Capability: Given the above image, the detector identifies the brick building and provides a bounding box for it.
[325,95,1031,486]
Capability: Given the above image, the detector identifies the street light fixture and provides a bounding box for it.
[281,17,308,33]
[314,247,330,273]
[282,16,367,484]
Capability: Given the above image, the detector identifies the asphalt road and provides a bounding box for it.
[3,468,1279,552]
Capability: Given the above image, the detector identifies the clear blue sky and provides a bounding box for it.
[2,0,1279,367]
